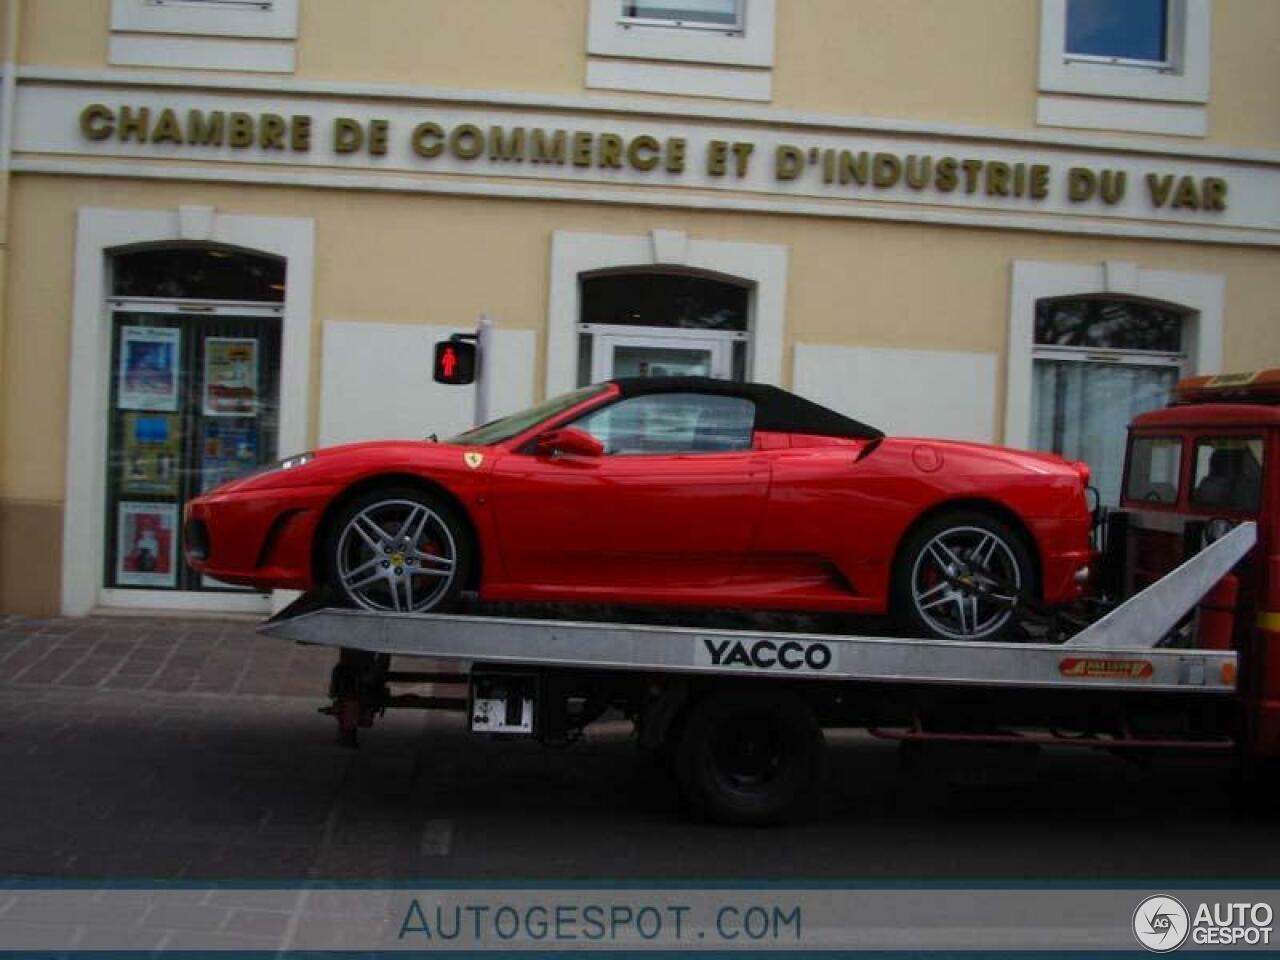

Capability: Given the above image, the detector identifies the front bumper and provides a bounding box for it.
[184,484,335,591]
[1029,516,1093,604]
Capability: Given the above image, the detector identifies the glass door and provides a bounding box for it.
[103,301,282,597]
[591,331,731,382]
[1031,359,1180,506]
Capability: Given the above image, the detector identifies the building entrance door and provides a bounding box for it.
[103,300,283,605]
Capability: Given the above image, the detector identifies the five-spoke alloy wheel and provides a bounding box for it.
[893,511,1034,642]
[324,486,470,613]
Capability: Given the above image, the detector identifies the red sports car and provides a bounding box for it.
[184,378,1093,641]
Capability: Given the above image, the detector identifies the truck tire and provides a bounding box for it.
[673,690,824,826]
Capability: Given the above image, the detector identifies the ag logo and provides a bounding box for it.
[1133,895,1190,952]
[463,451,484,470]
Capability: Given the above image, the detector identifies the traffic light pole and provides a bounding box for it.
[474,313,493,428]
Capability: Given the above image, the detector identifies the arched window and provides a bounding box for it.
[112,246,286,301]
[578,272,750,384]
[1031,296,1186,504]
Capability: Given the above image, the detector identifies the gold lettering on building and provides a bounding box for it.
[531,128,566,165]
[187,110,225,146]
[489,126,526,162]
[411,121,445,158]
[73,104,1234,214]
[333,118,362,153]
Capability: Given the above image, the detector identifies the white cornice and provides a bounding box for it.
[14,156,1280,247]
[16,65,1280,167]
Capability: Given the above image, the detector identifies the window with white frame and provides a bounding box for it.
[1031,297,1186,505]
[154,0,274,9]
[1065,0,1170,66]
[586,0,775,102]
[620,0,743,32]
[109,0,298,72]
[1037,0,1210,136]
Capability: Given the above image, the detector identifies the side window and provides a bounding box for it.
[1125,436,1182,504]
[1191,437,1264,514]
[573,393,755,455]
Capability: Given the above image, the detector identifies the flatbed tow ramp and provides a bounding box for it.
[259,522,1256,824]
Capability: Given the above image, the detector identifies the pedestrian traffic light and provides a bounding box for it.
[433,338,477,385]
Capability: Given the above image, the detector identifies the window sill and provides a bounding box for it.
[108,35,296,73]
[1036,94,1207,138]
[586,59,772,102]
[1040,61,1208,105]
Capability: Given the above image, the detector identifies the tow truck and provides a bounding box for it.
[260,371,1279,824]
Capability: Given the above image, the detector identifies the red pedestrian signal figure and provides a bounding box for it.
[433,338,477,385]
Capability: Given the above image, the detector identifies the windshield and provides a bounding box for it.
[448,385,607,446]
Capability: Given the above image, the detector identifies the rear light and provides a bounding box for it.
[1072,460,1092,487]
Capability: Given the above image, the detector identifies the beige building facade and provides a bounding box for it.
[0,0,1277,616]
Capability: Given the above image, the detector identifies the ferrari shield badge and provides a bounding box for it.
[464,451,484,470]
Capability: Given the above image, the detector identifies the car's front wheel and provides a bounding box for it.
[893,511,1035,642]
[322,486,471,613]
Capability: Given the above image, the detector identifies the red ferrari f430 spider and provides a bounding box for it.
[185,378,1093,641]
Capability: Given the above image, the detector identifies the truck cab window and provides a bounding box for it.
[1125,436,1182,504]
[1191,437,1264,514]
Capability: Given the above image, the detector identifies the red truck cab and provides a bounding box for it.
[1119,370,1280,754]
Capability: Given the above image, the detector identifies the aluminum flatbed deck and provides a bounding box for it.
[259,522,1255,697]
[261,604,1237,694]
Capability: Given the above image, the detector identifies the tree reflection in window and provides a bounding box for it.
[113,247,286,302]
[582,273,748,331]
[1035,298,1182,353]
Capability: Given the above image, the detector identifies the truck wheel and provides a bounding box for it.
[893,510,1035,642]
[674,690,824,826]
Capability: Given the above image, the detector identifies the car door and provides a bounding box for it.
[487,391,771,595]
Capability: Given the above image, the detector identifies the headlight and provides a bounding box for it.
[277,452,313,471]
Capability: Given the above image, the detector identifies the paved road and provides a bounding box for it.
[0,613,1277,883]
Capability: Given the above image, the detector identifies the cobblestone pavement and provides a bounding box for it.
[0,611,1278,896]
[0,613,332,698]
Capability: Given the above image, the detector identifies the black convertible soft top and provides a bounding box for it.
[612,377,883,440]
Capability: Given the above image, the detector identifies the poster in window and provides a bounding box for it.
[118,326,180,411]
[116,501,177,587]
[121,413,181,496]
[200,419,260,493]
[203,337,259,417]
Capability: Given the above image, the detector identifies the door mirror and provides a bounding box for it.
[535,427,604,459]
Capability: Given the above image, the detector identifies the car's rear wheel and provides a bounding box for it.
[893,511,1035,642]
[322,485,471,613]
